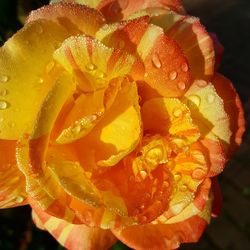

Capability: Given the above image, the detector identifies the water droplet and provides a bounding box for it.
[46,61,55,73]
[140,204,145,210]
[140,215,148,223]
[178,82,186,90]
[15,196,24,203]
[163,181,169,188]
[0,75,9,83]
[72,124,81,134]
[206,93,215,103]
[0,117,4,122]
[140,170,148,179]
[144,72,149,78]
[10,122,16,128]
[96,71,106,79]
[145,147,163,167]
[196,79,207,87]
[180,184,188,192]
[192,168,206,180]
[36,24,43,34]
[38,78,44,84]
[0,101,8,110]
[181,63,188,72]
[174,173,182,182]
[169,71,177,80]
[85,63,96,71]
[188,95,201,108]
[0,88,7,96]
[173,108,182,118]
[152,54,162,69]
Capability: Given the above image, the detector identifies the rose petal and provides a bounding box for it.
[184,80,231,153]
[212,73,245,157]
[0,140,27,208]
[76,80,141,167]
[97,20,191,97]
[0,20,69,140]
[142,97,200,146]
[27,2,105,36]
[209,33,224,70]
[31,203,117,250]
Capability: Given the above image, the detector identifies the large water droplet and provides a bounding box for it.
[0,88,7,96]
[85,63,96,71]
[191,168,206,180]
[196,79,207,87]
[181,63,188,72]
[0,101,8,110]
[15,196,24,203]
[152,54,162,69]
[169,71,177,80]
[188,95,201,108]
[173,108,182,118]
[140,170,148,179]
[0,75,9,83]
[178,82,186,90]
[206,93,215,103]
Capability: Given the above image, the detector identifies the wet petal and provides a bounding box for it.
[142,97,200,146]
[27,2,105,36]
[0,140,27,208]
[184,80,231,153]
[98,20,191,97]
[112,193,211,250]
[54,34,144,93]
[0,20,69,139]
[32,203,117,250]
[76,80,141,167]
[212,73,245,156]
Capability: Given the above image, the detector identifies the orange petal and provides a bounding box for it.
[27,2,105,36]
[167,16,215,79]
[113,208,210,250]
[31,202,117,250]
[0,140,27,208]
[98,20,191,97]
[212,73,245,157]
[96,0,185,22]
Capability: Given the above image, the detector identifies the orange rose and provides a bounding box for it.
[0,0,245,249]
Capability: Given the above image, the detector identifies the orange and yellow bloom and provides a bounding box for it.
[0,0,245,249]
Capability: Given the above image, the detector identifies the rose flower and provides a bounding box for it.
[0,0,245,249]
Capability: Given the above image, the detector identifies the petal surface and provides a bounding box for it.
[27,2,105,36]
[0,19,69,139]
[32,202,117,250]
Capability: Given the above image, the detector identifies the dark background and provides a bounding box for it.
[0,0,250,249]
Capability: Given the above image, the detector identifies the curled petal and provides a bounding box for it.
[31,202,117,250]
[27,2,105,36]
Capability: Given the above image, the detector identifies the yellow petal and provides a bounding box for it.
[0,19,69,139]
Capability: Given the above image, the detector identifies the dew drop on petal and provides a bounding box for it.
[177,82,186,90]
[163,180,170,188]
[181,63,188,72]
[85,63,96,71]
[152,54,162,69]
[0,88,7,96]
[191,168,206,180]
[179,184,188,192]
[0,75,9,83]
[173,108,182,118]
[206,93,215,103]
[188,95,201,108]
[15,196,24,203]
[174,173,182,182]
[0,101,8,110]
[140,170,148,179]
[196,79,207,87]
[169,71,177,80]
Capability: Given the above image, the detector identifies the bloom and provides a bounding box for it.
[0,0,245,249]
